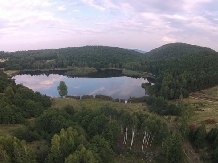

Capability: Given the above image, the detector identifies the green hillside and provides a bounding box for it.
[146,42,215,60]
[0,46,148,71]
[147,49,218,99]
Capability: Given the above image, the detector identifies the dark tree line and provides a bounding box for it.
[0,46,148,71]
[0,71,51,124]
[146,96,182,115]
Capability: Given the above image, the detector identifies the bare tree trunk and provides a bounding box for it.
[142,130,146,152]
[130,127,135,148]
[125,127,128,141]
[123,133,126,144]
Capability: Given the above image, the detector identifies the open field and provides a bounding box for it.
[122,69,154,78]
[52,97,148,113]
[65,67,97,76]
[4,70,20,77]
[183,87,218,130]
[203,85,218,98]
[188,99,218,130]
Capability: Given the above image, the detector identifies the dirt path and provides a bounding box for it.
[183,140,202,163]
[190,92,218,103]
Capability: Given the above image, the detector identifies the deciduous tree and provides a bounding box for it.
[57,81,68,98]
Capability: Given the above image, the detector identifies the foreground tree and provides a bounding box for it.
[46,127,79,163]
[57,81,68,98]
[0,135,36,163]
[193,122,206,148]
[161,132,184,163]
[65,145,99,163]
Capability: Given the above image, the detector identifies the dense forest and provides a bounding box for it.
[0,46,148,71]
[147,44,218,99]
[1,43,218,162]
[145,42,215,60]
[0,71,51,124]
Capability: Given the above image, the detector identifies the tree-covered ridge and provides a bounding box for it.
[147,49,218,99]
[0,71,51,124]
[0,46,148,71]
[146,42,215,60]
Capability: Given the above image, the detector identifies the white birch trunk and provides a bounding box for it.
[142,130,147,152]
[125,127,128,141]
[130,128,135,148]
[123,134,126,144]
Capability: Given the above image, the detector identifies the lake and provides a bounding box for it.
[13,71,148,100]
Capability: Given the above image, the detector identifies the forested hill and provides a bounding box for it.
[0,46,148,71]
[148,49,218,99]
[146,42,216,60]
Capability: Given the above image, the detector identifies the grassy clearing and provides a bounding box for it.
[0,124,26,136]
[65,67,97,76]
[51,98,81,109]
[4,70,20,77]
[122,69,154,78]
[183,88,218,130]
[29,140,49,153]
[188,100,218,130]
[51,98,147,113]
[122,69,140,77]
[203,86,218,98]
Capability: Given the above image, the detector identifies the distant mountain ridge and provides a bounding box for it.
[131,49,146,54]
[146,42,216,60]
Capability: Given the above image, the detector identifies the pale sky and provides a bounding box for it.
[0,0,218,52]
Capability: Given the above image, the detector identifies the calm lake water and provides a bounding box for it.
[13,73,148,100]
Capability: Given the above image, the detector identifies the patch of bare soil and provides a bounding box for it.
[190,92,218,103]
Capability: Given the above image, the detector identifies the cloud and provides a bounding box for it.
[89,86,106,95]
[0,0,62,32]
[73,10,80,12]
[1,0,218,52]
[162,36,177,42]
[0,0,54,9]
[57,6,66,11]
[13,74,65,90]
[82,0,106,10]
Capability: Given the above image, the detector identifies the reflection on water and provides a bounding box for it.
[13,74,147,100]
